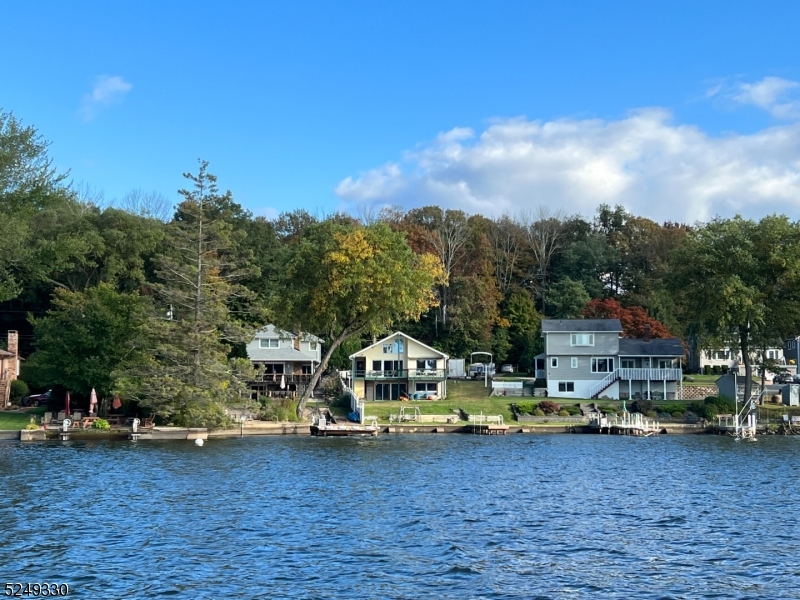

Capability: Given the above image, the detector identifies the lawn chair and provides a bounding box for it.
[142,416,155,428]
[71,412,83,427]
[53,411,66,424]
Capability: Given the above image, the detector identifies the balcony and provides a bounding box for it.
[617,368,682,381]
[250,373,313,384]
[354,369,447,380]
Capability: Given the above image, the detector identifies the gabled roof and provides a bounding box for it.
[253,324,322,343]
[618,338,684,356]
[349,331,449,359]
[541,319,623,333]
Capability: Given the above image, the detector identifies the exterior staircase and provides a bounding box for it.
[589,371,620,399]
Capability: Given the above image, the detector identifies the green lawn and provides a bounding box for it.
[0,410,40,430]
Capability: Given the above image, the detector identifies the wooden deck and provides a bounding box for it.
[470,424,510,435]
[310,424,379,437]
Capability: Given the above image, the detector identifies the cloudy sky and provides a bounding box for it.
[2,1,799,223]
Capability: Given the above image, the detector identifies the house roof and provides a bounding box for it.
[541,319,623,333]
[618,338,684,356]
[349,331,449,359]
[0,349,13,357]
[247,347,318,362]
[253,324,322,343]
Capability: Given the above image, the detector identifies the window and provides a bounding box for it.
[310,342,317,351]
[301,365,312,374]
[551,357,558,368]
[259,339,279,349]
[417,359,437,370]
[416,382,437,392]
[558,382,575,392]
[768,350,776,359]
[372,360,382,371]
[621,359,635,369]
[376,383,407,400]
[658,359,675,369]
[570,334,594,346]
[383,339,405,354]
[591,358,614,373]
[571,357,578,368]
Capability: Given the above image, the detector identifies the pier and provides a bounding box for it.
[589,411,661,436]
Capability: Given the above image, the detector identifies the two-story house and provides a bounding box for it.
[538,319,684,400]
[245,325,322,399]
[349,332,448,401]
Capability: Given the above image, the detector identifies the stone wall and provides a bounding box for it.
[681,385,717,400]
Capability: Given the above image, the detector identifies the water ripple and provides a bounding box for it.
[2,435,800,598]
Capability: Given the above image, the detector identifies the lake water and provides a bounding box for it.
[2,434,800,599]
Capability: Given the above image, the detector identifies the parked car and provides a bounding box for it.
[501,364,514,373]
[23,389,53,407]
[774,373,795,385]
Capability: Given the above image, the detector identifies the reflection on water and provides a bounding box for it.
[2,435,800,599]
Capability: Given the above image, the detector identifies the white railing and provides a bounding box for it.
[492,381,523,389]
[338,372,365,425]
[617,368,682,381]
[589,371,619,398]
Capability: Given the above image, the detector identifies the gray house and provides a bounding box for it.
[536,319,684,400]
[245,324,322,399]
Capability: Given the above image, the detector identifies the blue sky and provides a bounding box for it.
[3,1,800,222]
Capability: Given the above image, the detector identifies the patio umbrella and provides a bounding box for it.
[112,394,122,411]
[89,388,98,415]
[65,392,71,417]
[280,374,286,390]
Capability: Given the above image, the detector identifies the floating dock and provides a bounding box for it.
[588,411,660,436]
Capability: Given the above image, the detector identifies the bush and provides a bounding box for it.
[562,405,582,416]
[10,380,29,404]
[537,400,560,415]
[92,419,110,430]
[671,411,683,418]
[533,409,545,416]
[259,398,299,422]
[629,399,653,415]
[515,402,537,415]
[660,403,686,415]
[703,365,711,375]
[712,365,721,375]
[25,417,39,430]
[597,404,617,414]
[645,410,658,418]
[721,365,729,374]
[557,410,570,417]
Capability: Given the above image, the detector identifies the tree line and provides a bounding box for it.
[3,110,799,422]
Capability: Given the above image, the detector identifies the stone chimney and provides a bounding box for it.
[643,324,651,342]
[7,331,18,357]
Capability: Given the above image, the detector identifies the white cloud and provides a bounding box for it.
[79,75,133,122]
[731,76,800,120]
[335,110,800,223]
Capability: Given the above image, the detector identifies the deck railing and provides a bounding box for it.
[617,368,682,381]
[354,369,447,380]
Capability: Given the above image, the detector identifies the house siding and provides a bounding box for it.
[546,332,619,356]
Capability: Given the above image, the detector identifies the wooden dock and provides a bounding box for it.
[468,414,509,435]
[588,412,661,436]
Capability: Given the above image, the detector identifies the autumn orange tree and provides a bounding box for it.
[582,297,671,338]
[276,219,444,418]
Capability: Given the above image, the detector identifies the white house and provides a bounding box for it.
[349,332,449,400]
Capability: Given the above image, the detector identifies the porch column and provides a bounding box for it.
[663,379,667,401]
[680,377,683,400]
[629,379,632,399]
[647,379,651,400]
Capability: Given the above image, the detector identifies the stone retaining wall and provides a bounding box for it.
[681,385,717,400]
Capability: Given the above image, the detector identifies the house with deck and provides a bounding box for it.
[349,332,449,400]
[536,319,684,400]
[245,325,322,399]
